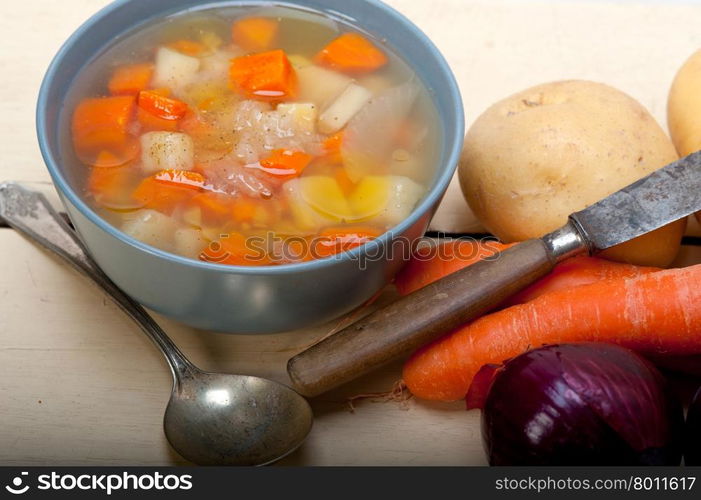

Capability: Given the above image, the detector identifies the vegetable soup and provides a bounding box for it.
[65,4,439,266]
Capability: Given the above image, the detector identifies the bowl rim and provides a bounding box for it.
[37,0,465,276]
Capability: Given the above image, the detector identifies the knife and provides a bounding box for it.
[287,150,701,397]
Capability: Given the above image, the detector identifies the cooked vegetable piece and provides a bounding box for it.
[138,90,189,120]
[276,103,317,134]
[379,175,425,226]
[132,170,203,214]
[346,176,389,220]
[231,17,279,52]
[403,263,701,401]
[140,132,195,173]
[108,63,154,95]
[323,130,344,163]
[200,232,270,266]
[296,64,352,108]
[189,192,236,224]
[87,163,140,209]
[252,149,313,179]
[315,33,388,75]
[72,96,138,166]
[282,178,337,231]
[122,209,179,249]
[343,82,419,181]
[166,39,207,56]
[137,107,179,132]
[299,176,352,220]
[313,226,382,257]
[318,83,372,134]
[174,227,208,259]
[229,49,297,100]
[153,47,200,89]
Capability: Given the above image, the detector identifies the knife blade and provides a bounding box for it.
[287,151,701,397]
[571,150,701,251]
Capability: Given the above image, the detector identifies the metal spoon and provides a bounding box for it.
[0,182,313,466]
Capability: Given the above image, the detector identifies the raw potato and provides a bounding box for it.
[668,49,701,157]
[459,80,685,267]
[667,50,701,227]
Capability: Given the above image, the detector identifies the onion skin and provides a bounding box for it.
[481,343,684,466]
[686,387,701,465]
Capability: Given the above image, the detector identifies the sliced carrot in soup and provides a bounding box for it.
[72,96,138,166]
[108,63,153,95]
[315,33,387,75]
[200,232,270,266]
[232,17,279,52]
[132,170,203,214]
[138,90,189,120]
[229,49,297,100]
[313,226,382,258]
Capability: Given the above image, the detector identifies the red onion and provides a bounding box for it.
[686,387,701,465]
[472,343,684,465]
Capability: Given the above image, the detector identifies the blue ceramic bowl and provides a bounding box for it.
[37,0,464,333]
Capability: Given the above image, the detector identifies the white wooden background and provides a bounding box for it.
[1,0,701,465]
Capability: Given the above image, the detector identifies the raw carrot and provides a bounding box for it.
[232,17,278,52]
[108,63,153,95]
[132,170,204,214]
[229,49,297,100]
[313,226,382,258]
[395,239,660,305]
[395,239,514,295]
[402,263,701,401]
[200,232,270,266]
[166,39,207,56]
[72,96,138,166]
[506,255,660,306]
[138,90,189,121]
[252,149,313,179]
[315,33,388,75]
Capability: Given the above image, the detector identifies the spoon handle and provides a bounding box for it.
[0,182,195,381]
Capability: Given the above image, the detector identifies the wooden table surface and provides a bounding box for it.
[2,0,701,466]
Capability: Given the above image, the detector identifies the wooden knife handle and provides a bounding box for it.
[288,234,584,397]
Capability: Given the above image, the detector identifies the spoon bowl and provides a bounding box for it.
[164,370,313,466]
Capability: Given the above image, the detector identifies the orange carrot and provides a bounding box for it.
[108,63,153,95]
[132,170,203,214]
[200,232,270,266]
[137,107,179,132]
[322,130,344,164]
[232,17,278,52]
[506,255,660,306]
[166,39,207,56]
[229,49,297,100]
[334,167,355,196]
[138,90,189,121]
[395,239,514,295]
[87,164,135,206]
[395,239,660,305]
[313,226,382,258]
[190,192,236,224]
[251,149,313,179]
[315,33,388,75]
[402,263,701,401]
[72,96,138,166]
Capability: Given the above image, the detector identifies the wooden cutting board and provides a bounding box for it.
[1,0,701,466]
